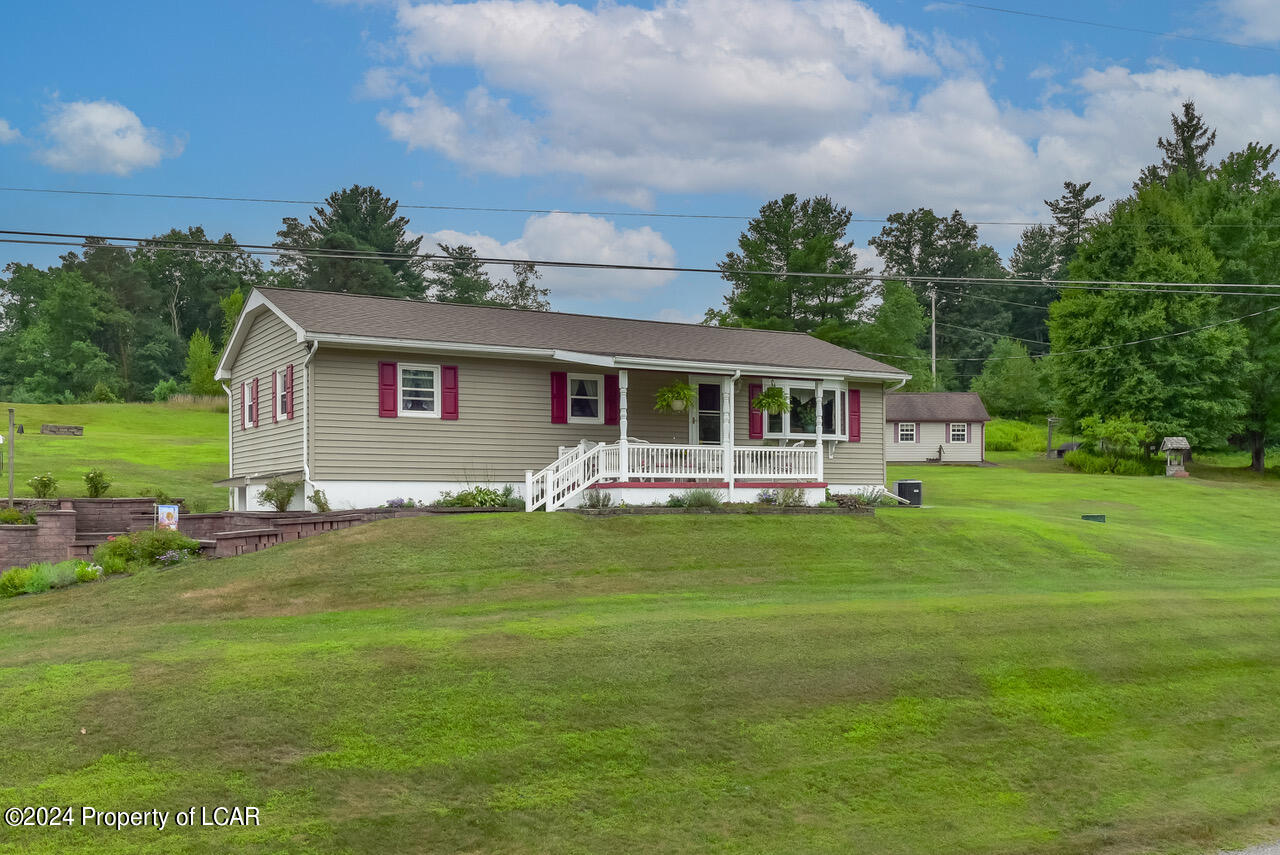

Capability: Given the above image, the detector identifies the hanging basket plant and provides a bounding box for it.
[654,381,696,413]
[751,386,791,415]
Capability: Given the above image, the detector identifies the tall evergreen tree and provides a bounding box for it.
[1045,180,1104,276]
[969,338,1046,419]
[712,194,872,332]
[274,185,426,297]
[1135,100,1218,189]
[491,261,550,310]
[1007,223,1059,345]
[426,244,495,305]
[868,208,1011,382]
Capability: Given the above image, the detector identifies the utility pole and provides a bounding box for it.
[930,288,937,389]
[7,409,14,508]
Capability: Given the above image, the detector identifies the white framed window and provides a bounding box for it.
[399,363,440,417]
[276,369,289,420]
[762,381,844,439]
[242,381,257,428]
[897,422,917,443]
[950,422,968,443]
[567,373,604,424]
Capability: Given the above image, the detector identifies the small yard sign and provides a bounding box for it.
[156,504,180,531]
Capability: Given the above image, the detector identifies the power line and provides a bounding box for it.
[950,2,1280,54]
[862,304,1280,363]
[4,186,1277,231]
[934,285,1051,311]
[936,321,1048,348]
[6,228,1280,297]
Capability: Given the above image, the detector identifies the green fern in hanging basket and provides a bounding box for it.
[751,386,791,414]
[654,381,696,413]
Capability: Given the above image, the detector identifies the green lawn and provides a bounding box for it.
[2,458,1280,853]
[0,402,227,509]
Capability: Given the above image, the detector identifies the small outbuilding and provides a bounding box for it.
[885,392,991,463]
[1161,436,1191,477]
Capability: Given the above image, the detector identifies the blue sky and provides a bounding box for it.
[2,0,1278,322]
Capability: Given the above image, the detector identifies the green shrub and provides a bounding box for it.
[90,381,120,403]
[829,492,875,510]
[142,488,182,507]
[308,489,331,513]
[151,378,181,402]
[582,490,613,509]
[74,561,103,583]
[1063,449,1161,477]
[437,486,505,508]
[984,419,1049,453]
[93,530,200,572]
[257,478,300,512]
[83,468,111,498]
[0,508,35,525]
[0,566,36,598]
[504,495,526,510]
[27,472,58,499]
[775,487,806,507]
[817,500,838,508]
[680,488,723,508]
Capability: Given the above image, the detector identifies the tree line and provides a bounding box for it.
[704,101,1279,469]
[0,188,549,404]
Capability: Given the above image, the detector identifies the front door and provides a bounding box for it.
[690,379,722,445]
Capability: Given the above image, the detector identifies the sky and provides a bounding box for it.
[2,0,1279,323]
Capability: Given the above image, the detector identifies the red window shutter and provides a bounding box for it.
[285,364,295,419]
[251,378,259,427]
[272,371,279,423]
[550,371,568,424]
[378,361,398,418]
[442,365,459,420]
[604,374,620,425]
[239,383,246,430]
[748,383,763,439]
[847,389,861,442]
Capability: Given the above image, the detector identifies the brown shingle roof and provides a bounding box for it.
[885,392,991,423]
[257,287,907,377]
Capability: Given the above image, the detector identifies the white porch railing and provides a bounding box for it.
[733,445,820,479]
[628,443,726,479]
[527,442,822,512]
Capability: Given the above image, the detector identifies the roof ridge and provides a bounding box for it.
[256,286,816,338]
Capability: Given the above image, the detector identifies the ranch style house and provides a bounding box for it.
[215,287,912,511]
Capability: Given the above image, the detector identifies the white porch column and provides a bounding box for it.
[723,378,734,489]
[618,369,630,482]
[814,379,824,483]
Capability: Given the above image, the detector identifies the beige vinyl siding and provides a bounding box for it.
[732,377,887,486]
[229,310,308,477]
[885,421,984,462]
[311,351,697,481]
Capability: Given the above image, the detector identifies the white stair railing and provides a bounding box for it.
[526,441,622,512]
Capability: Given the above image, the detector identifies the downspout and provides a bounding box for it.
[221,381,234,510]
[887,377,908,393]
[301,340,319,507]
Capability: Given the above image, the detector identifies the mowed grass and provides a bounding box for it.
[0,402,226,508]
[2,459,1280,853]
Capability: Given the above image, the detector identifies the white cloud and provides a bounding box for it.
[374,0,1280,235]
[1217,0,1280,44]
[35,100,181,175]
[653,307,706,324]
[417,212,677,300]
[0,119,20,144]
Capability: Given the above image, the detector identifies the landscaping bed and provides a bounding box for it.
[569,504,873,516]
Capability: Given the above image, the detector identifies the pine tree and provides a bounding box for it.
[1135,100,1218,189]
[426,244,497,305]
[1045,181,1103,275]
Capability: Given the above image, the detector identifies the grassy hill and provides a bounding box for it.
[0,401,226,509]
[2,458,1279,853]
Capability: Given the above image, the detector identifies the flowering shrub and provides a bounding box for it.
[382,498,422,509]
[93,530,201,573]
[83,468,111,498]
[27,472,58,499]
[156,549,194,567]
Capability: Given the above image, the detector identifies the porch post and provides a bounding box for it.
[524,469,534,512]
[723,377,734,493]
[814,379,824,483]
[618,369,630,482]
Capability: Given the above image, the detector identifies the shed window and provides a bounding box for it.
[276,369,289,420]
[568,373,604,424]
[950,422,968,443]
[399,363,439,417]
[897,422,917,443]
[242,381,257,428]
